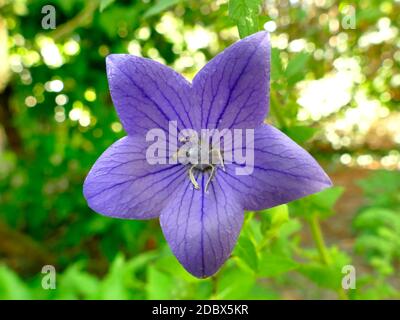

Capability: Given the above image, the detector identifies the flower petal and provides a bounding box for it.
[160,174,243,278]
[220,124,332,211]
[83,136,186,219]
[192,31,270,130]
[106,54,199,134]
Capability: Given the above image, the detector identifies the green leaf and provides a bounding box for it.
[0,265,31,300]
[234,236,259,271]
[236,15,259,38]
[229,0,262,38]
[52,0,76,14]
[146,266,174,299]
[127,250,159,271]
[143,0,181,18]
[300,263,341,290]
[56,264,99,299]
[357,170,400,207]
[355,7,382,23]
[271,48,283,81]
[154,248,201,282]
[309,186,344,212]
[242,213,264,244]
[292,187,345,219]
[247,285,279,299]
[299,248,351,291]
[353,205,400,276]
[216,263,256,299]
[97,255,131,299]
[99,0,115,12]
[229,0,261,19]
[260,204,289,239]
[285,126,318,144]
[258,252,298,277]
[98,6,139,38]
[99,0,116,12]
[285,52,309,81]
[353,207,400,231]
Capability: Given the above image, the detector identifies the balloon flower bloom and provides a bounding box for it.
[83,31,332,278]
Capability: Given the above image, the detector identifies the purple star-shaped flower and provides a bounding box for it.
[83,31,332,278]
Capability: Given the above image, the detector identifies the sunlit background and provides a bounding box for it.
[0,0,399,299]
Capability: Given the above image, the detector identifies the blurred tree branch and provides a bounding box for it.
[0,15,23,154]
[0,85,23,154]
[47,0,100,41]
[0,15,10,92]
[0,220,56,276]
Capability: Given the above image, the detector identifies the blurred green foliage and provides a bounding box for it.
[352,171,400,297]
[0,0,399,300]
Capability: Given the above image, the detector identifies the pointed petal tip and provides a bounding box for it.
[82,169,108,217]
[105,53,127,68]
[159,176,243,280]
[106,54,141,69]
[178,263,221,279]
[105,53,118,65]
[317,164,334,187]
[321,172,334,189]
[194,271,218,279]
[325,174,334,187]
[105,54,119,76]
[305,169,334,198]
[82,173,95,208]
[244,30,270,45]
[250,30,269,38]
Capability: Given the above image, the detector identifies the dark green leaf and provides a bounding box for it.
[0,265,31,300]
[234,236,259,271]
[217,263,256,299]
[143,0,181,18]
[229,0,262,37]
[146,266,174,299]
[236,15,259,38]
[299,248,351,290]
[285,126,318,144]
[99,0,116,12]
[309,187,344,212]
[271,48,283,81]
[260,204,289,239]
[258,252,298,277]
[229,0,261,19]
[285,52,309,79]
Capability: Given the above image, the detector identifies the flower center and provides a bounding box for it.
[175,137,225,191]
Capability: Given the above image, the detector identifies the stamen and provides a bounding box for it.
[178,138,224,191]
[217,149,225,172]
[205,166,215,192]
[189,165,200,190]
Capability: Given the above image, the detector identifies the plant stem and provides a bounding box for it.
[48,0,100,41]
[210,275,218,299]
[270,91,287,129]
[308,214,348,300]
[309,215,331,265]
[337,287,348,300]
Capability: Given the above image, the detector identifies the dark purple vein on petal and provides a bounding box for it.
[209,182,225,259]
[200,174,206,276]
[87,164,181,200]
[207,35,266,128]
[138,65,189,129]
[113,63,182,132]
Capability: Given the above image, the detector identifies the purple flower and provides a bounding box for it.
[83,31,332,278]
